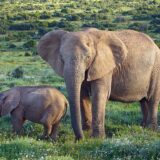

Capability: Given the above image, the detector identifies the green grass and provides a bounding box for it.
[1,51,160,160]
[0,51,64,91]
[0,102,160,159]
[0,0,160,159]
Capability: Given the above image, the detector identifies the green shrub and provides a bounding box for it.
[128,22,149,32]
[9,23,36,31]
[61,8,71,14]
[23,40,36,49]
[0,19,8,34]
[38,27,48,36]
[155,40,160,48]
[24,52,32,56]
[114,16,128,23]
[36,20,48,27]
[48,21,58,27]
[7,66,24,79]
[8,14,27,21]
[32,49,38,56]
[65,14,80,21]
[53,11,64,17]
[40,11,51,19]
[9,43,16,48]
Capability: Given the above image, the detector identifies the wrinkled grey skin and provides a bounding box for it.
[38,28,160,140]
[0,86,68,140]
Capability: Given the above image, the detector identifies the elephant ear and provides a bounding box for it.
[87,31,128,81]
[1,89,20,116]
[0,93,5,107]
[37,30,68,77]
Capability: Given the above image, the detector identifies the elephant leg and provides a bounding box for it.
[39,110,53,139]
[50,122,60,141]
[43,124,52,138]
[140,98,148,127]
[11,115,24,134]
[38,124,52,140]
[147,74,160,130]
[146,61,160,130]
[91,76,112,138]
[147,97,159,130]
[11,108,25,134]
[80,82,92,131]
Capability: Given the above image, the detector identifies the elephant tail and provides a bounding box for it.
[62,98,69,120]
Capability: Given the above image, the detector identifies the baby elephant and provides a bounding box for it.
[0,86,68,140]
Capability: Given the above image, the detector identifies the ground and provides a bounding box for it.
[0,0,160,159]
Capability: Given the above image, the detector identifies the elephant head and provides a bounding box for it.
[37,28,127,140]
[0,88,20,116]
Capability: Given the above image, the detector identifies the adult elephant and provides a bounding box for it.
[37,28,160,140]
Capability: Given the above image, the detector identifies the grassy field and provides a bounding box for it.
[0,0,160,159]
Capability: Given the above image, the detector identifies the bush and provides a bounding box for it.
[154,26,160,33]
[40,11,51,19]
[65,14,80,21]
[13,32,31,41]
[114,16,128,23]
[32,49,38,56]
[53,11,64,17]
[24,52,32,56]
[155,40,160,48]
[132,14,151,20]
[8,14,27,21]
[128,22,149,32]
[7,66,24,79]
[0,19,8,34]
[38,27,48,36]
[9,23,36,31]
[61,8,71,14]
[9,43,16,48]
[56,21,67,28]
[23,40,36,49]
[48,21,58,27]
[82,21,110,29]
[35,21,48,27]
[150,14,160,25]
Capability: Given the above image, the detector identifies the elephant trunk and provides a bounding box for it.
[64,67,84,140]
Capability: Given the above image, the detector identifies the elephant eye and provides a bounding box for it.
[86,55,90,59]
[84,54,90,61]
[86,42,90,47]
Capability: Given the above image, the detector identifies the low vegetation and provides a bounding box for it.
[0,0,160,159]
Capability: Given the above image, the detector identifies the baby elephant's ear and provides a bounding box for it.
[1,89,20,116]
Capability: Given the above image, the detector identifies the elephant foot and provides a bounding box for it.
[91,130,106,139]
[140,121,147,128]
[50,134,58,141]
[75,134,84,142]
[147,123,158,131]
[37,134,49,140]
[82,123,91,131]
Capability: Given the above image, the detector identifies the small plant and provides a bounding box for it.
[23,40,36,49]
[7,66,24,78]
[24,52,32,56]
[32,50,38,56]
[9,43,16,48]
[39,11,51,19]
[38,27,48,36]
[65,14,80,21]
